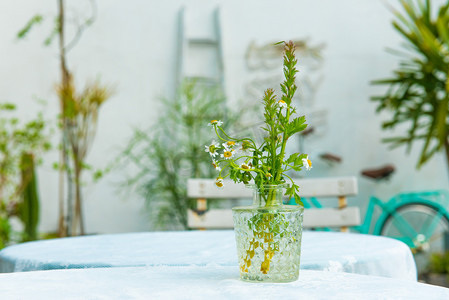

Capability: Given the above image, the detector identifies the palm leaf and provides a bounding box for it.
[373,0,449,170]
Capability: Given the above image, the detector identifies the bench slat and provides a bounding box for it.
[187,176,359,231]
[303,207,361,228]
[187,207,361,229]
[187,177,358,199]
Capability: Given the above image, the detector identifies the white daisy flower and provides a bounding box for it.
[215,177,224,188]
[212,160,221,171]
[278,100,287,109]
[239,162,251,173]
[222,141,237,149]
[208,120,223,127]
[302,156,312,171]
[205,140,220,157]
[221,149,235,160]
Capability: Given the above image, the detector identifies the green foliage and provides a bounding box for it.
[207,41,310,205]
[16,14,59,47]
[43,17,60,46]
[17,15,43,39]
[372,0,449,169]
[56,77,112,236]
[17,153,40,242]
[0,104,50,248]
[56,78,112,177]
[208,42,308,274]
[17,1,101,237]
[429,252,449,274]
[121,80,246,229]
[0,217,11,249]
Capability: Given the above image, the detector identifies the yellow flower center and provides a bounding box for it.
[307,159,312,167]
[227,141,235,146]
[210,120,218,124]
[278,100,286,104]
[241,164,249,170]
[223,151,232,158]
[209,145,216,153]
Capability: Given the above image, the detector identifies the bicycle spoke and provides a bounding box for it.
[422,210,444,240]
[388,211,419,239]
[427,231,445,244]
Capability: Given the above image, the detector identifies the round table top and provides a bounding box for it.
[0,230,417,280]
[0,266,445,300]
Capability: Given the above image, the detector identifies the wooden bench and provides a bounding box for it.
[187,177,359,232]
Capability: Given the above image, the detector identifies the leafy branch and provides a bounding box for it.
[372,0,449,172]
[119,79,247,229]
[206,41,311,204]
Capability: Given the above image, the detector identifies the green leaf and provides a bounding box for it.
[294,192,303,206]
[372,0,449,170]
[285,116,307,137]
[17,15,43,39]
[286,153,300,165]
[0,103,16,111]
[285,183,303,206]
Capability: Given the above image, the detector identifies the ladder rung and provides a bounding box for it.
[187,38,218,45]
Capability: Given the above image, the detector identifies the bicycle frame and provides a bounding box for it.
[352,195,383,235]
[301,190,449,249]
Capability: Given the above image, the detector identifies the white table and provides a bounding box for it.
[0,266,445,300]
[0,230,417,280]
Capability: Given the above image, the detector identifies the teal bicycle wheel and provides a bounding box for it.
[380,203,449,273]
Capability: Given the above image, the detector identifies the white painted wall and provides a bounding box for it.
[0,0,447,234]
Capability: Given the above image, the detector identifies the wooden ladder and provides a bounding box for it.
[176,6,225,93]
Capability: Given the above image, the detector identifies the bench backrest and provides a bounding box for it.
[187,176,359,231]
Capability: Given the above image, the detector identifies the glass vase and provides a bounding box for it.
[232,184,304,283]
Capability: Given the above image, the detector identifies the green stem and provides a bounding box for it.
[270,125,277,182]
[266,189,276,206]
[283,173,294,182]
[274,109,290,182]
[215,126,257,148]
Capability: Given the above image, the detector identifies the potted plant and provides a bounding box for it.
[120,79,246,230]
[17,0,112,236]
[206,41,310,282]
[0,103,51,248]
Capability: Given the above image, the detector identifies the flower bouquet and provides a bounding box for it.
[206,41,311,282]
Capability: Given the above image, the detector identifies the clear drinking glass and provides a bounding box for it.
[232,184,304,282]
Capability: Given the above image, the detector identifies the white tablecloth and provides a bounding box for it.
[0,266,444,300]
[0,230,417,280]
